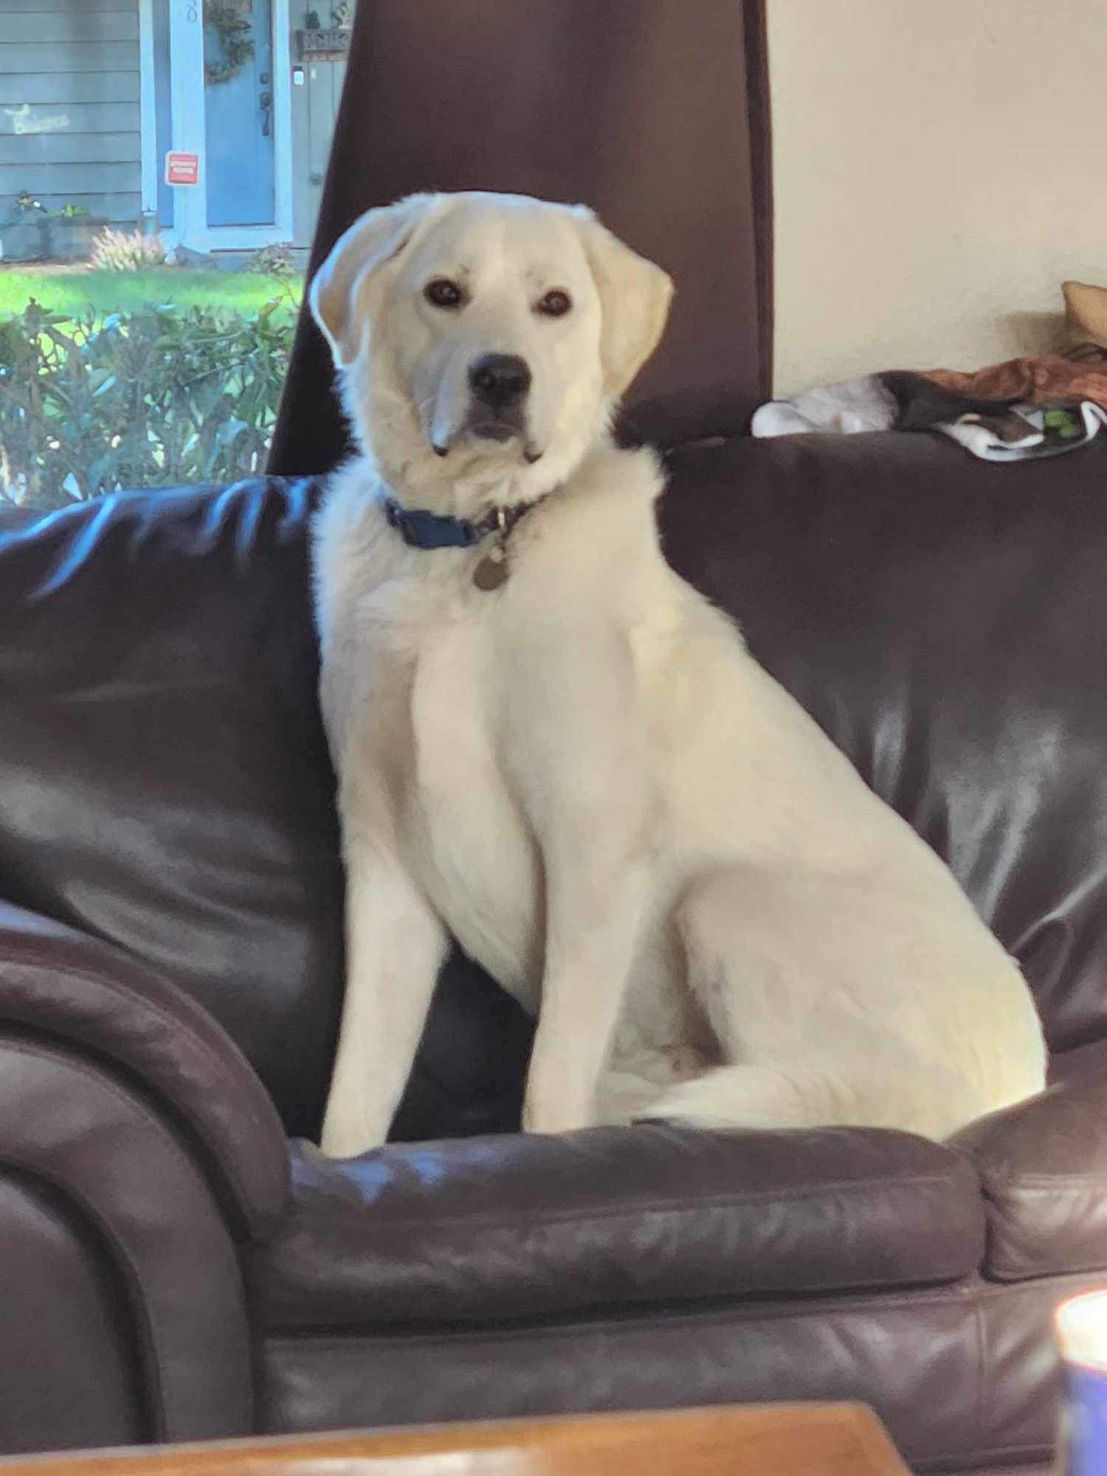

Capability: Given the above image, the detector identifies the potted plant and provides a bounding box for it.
[0,192,50,263]
[49,203,109,263]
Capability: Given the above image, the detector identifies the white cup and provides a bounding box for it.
[1054,1290,1107,1475]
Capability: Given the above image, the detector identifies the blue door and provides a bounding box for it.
[203,1,276,228]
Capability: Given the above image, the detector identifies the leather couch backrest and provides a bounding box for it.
[2,435,1105,1138]
[661,432,1107,1063]
[0,478,532,1142]
[0,481,344,1137]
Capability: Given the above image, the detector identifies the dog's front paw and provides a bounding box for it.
[319,1113,387,1159]
[522,1095,596,1136]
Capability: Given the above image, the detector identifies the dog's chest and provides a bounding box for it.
[345,576,544,1005]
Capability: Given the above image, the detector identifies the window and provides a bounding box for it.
[0,0,351,509]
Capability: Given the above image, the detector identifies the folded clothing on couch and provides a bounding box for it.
[753,353,1107,462]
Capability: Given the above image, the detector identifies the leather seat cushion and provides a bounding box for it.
[251,1124,985,1330]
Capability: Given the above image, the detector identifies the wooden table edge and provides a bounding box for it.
[0,1402,911,1475]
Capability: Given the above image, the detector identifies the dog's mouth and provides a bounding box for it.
[431,410,544,463]
[469,419,517,444]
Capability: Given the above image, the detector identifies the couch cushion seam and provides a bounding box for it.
[296,1170,976,1236]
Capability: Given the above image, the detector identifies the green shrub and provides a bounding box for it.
[246,240,297,277]
[0,297,295,509]
[89,228,170,271]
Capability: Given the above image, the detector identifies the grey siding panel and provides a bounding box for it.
[0,42,136,74]
[34,188,139,222]
[0,131,138,165]
[1,0,126,10]
[2,12,138,43]
[0,102,136,134]
[0,73,140,106]
[0,0,141,227]
[3,160,137,195]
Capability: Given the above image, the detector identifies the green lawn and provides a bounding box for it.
[0,268,303,319]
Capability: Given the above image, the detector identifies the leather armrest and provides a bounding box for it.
[952,1079,1107,1280]
[0,1034,255,1442]
[0,901,289,1235]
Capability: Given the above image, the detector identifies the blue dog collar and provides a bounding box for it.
[384,497,536,550]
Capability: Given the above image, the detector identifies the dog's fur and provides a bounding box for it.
[310,191,1046,1158]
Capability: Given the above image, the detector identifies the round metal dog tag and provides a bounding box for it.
[473,545,509,591]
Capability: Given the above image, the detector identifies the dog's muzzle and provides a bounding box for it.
[431,353,544,463]
[467,352,531,445]
[469,353,531,411]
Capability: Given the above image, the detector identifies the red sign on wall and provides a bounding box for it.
[165,152,200,187]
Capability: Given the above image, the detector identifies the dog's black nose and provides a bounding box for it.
[469,353,531,409]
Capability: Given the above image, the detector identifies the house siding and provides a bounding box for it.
[0,0,141,226]
[291,46,345,249]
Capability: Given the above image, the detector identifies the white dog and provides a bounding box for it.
[309,190,1046,1158]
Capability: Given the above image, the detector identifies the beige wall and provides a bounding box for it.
[767,0,1107,397]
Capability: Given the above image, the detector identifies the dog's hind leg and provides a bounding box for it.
[643,864,991,1138]
[637,1052,978,1136]
[636,1061,837,1130]
[320,842,447,1157]
[596,1042,708,1125]
[631,868,832,1129]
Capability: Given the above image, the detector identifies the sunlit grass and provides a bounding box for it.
[0,268,303,319]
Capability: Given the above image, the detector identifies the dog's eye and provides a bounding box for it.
[536,288,571,318]
[424,278,464,309]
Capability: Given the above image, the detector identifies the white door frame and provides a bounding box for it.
[162,0,292,252]
[138,0,159,218]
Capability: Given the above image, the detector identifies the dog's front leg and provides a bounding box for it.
[320,843,447,1158]
[524,853,649,1136]
[506,617,652,1137]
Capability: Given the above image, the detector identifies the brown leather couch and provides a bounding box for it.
[2,429,1105,1474]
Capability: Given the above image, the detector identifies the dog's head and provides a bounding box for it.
[310,191,673,507]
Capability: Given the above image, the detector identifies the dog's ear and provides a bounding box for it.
[571,208,674,399]
[310,194,439,367]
